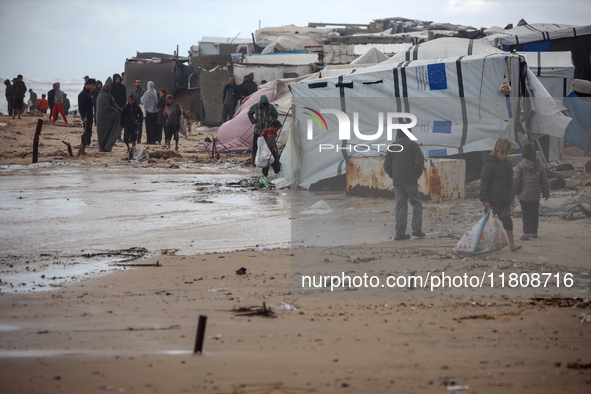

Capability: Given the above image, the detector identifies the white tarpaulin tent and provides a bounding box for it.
[287,38,571,189]
[481,23,591,47]
[517,51,575,99]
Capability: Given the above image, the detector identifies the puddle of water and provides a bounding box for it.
[0,164,291,292]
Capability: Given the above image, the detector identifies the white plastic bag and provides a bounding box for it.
[255,136,274,168]
[453,208,508,254]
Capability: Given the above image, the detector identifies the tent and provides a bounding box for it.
[350,47,389,65]
[481,22,591,81]
[287,37,571,189]
[517,51,575,99]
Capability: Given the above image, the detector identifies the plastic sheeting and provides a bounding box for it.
[518,51,575,98]
[563,93,591,153]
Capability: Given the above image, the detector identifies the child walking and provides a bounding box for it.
[480,138,522,251]
[260,120,282,178]
[513,143,550,240]
[164,94,182,151]
[120,95,143,157]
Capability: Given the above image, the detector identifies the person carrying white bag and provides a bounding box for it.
[256,120,282,177]
[478,138,522,252]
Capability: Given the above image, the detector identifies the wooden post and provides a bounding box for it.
[194,315,207,354]
[32,119,43,163]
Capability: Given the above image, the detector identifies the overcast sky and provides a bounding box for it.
[1,0,589,82]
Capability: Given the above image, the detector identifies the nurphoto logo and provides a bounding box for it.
[304,109,418,153]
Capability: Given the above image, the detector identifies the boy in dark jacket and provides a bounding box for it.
[513,143,550,240]
[77,78,96,156]
[480,138,521,251]
[120,95,143,156]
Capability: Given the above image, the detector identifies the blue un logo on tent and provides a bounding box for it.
[427,63,447,90]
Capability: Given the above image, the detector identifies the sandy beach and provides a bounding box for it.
[1,111,591,393]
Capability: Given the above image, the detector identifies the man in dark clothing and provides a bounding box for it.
[383,131,425,240]
[12,75,27,119]
[4,79,14,116]
[247,94,278,165]
[47,87,55,118]
[239,74,258,102]
[77,78,96,157]
[129,78,145,143]
[222,77,240,122]
[111,73,126,141]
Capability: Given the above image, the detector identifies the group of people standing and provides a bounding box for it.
[77,74,182,156]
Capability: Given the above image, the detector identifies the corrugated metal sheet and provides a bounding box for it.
[346,157,466,200]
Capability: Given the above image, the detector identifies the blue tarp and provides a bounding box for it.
[563,92,591,153]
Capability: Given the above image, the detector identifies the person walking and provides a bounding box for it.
[513,143,550,240]
[247,94,278,165]
[480,137,522,251]
[383,130,426,240]
[51,82,68,123]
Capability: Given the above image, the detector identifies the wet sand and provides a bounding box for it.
[1,113,591,393]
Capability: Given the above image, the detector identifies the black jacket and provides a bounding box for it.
[78,87,94,119]
[47,89,55,109]
[111,73,127,109]
[120,103,143,128]
[239,79,258,100]
[480,153,514,205]
[383,138,425,186]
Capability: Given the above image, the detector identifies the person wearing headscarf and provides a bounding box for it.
[141,81,159,144]
[51,82,68,124]
[96,84,121,152]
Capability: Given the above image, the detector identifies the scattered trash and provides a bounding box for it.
[208,288,227,292]
[580,314,591,324]
[453,314,496,322]
[488,382,513,386]
[231,302,276,318]
[567,362,591,370]
[554,163,575,171]
[170,163,180,169]
[278,300,298,311]
[447,385,469,391]
[301,200,333,215]
[550,176,566,190]
[236,267,247,275]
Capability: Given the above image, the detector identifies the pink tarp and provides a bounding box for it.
[197,88,275,153]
